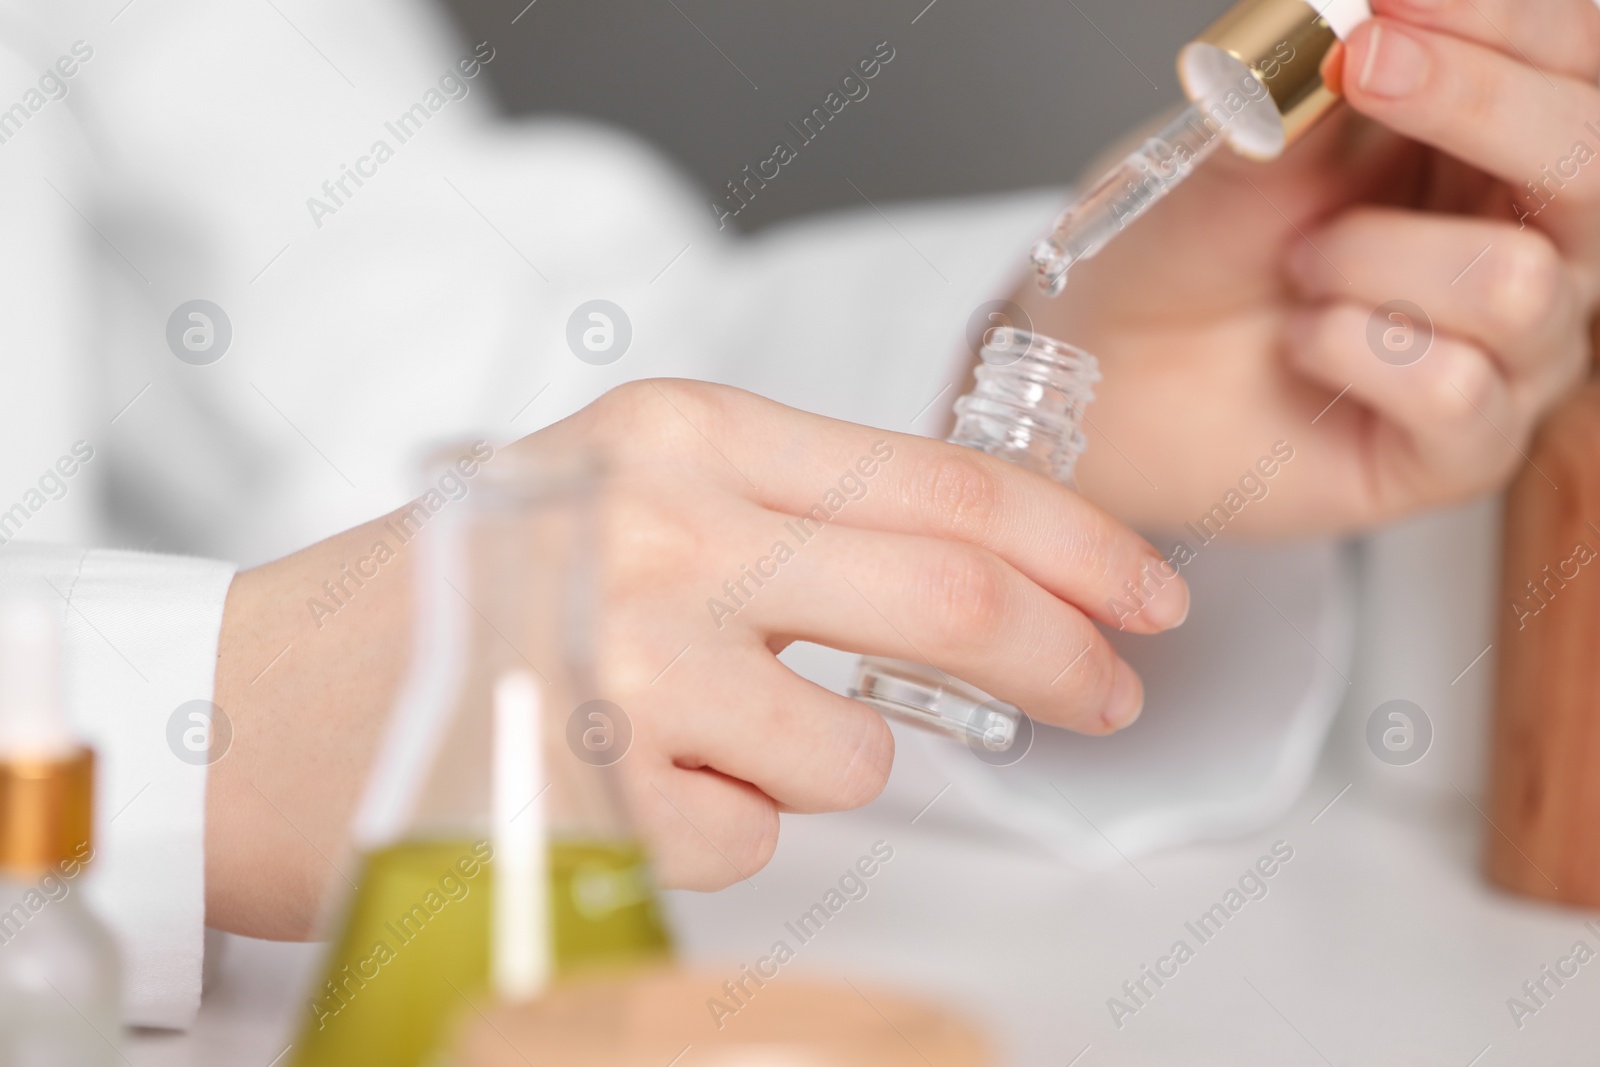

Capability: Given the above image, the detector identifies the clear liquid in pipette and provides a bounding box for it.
[1031,99,1230,296]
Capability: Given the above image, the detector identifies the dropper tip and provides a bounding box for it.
[1029,238,1071,297]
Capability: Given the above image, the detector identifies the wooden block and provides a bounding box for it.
[1486,382,1600,905]
[445,967,994,1067]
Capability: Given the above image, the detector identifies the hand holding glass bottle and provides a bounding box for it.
[520,382,1189,882]
[209,381,1190,937]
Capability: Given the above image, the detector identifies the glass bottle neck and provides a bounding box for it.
[947,329,1100,485]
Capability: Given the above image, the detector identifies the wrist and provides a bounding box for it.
[207,514,412,939]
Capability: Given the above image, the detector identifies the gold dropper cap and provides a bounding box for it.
[1178,0,1343,160]
[0,749,93,873]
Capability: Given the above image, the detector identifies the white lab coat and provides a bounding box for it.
[0,0,1517,1035]
[0,0,1062,1026]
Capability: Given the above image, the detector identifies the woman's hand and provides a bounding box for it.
[544,380,1185,890]
[1020,0,1600,537]
[207,380,1189,937]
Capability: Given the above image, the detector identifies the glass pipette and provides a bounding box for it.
[1030,98,1233,296]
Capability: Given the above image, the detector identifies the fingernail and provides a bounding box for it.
[1102,659,1145,731]
[1357,22,1430,99]
[1319,39,1346,97]
[1138,555,1190,630]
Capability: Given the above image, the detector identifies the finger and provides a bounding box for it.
[627,381,1188,631]
[1341,18,1600,197]
[1369,0,1600,81]
[1287,208,1584,382]
[653,651,894,814]
[743,521,1147,735]
[635,762,778,892]
[718,487,1186,637]
[1286,302,1524,477]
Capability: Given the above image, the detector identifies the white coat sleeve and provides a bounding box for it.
[0,40,235,1030]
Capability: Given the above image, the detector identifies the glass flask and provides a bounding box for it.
[851,329,1100,754]
[289,446,671,1067]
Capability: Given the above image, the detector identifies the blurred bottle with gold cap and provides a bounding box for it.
[289,445,672,1067]
[0,599,120,1065]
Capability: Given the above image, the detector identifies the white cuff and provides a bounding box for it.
[0,545,236,1029]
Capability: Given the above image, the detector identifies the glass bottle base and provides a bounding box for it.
[851,657,1020,752]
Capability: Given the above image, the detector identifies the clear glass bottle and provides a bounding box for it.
[290,447,671,1067]
[0,600,121,1067]
[851,329,1100,754]
[0,871,119,1067]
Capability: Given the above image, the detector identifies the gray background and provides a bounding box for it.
[443,0,1234,230]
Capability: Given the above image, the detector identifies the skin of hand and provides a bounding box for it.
[1015,0,1600,538]
[208,380,1190,939]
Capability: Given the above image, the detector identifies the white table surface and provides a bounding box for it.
[117,732,1600,1067]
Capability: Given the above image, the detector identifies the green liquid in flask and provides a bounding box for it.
[288,838,672,1067]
